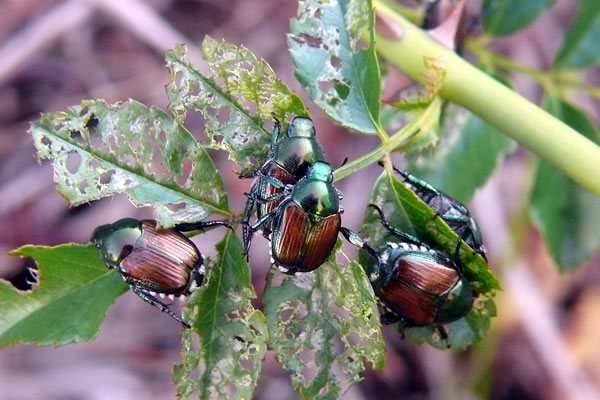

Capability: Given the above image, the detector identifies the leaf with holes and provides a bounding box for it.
[30,99,228,227]
[530,97,600,271]
[263,256,384,399]
[289,0,381,135]
[0,244,127,347]
[174,233,267,399]
[359,170,498,349]
[166,39,307,174]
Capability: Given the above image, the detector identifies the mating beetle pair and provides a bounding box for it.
[338,163,486,339]
[342,205,474,342]
[91,218,230,327]
[241,116,343,275]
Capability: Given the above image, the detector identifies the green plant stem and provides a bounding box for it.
[334,122,419,182]
[467,41,600,99]
[374,0,600,197]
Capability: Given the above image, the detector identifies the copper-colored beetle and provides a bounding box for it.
[91,218,229,327]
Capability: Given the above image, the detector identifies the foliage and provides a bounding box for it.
[1,0,599,399]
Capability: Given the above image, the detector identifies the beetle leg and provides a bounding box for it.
[130,286,191,328]
[367,204,426,247]
[243,207,280,256]
[175,219,233,233]
[238,170,259,180]
[271,114,281,151]
[436,325,450,348]
[241,185,258,259]
[380,311,402,325]
[256,173,287,190]
[340,227,382,281]
[255,192,289,204]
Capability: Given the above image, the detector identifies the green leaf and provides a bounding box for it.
[554,0,600,69]
[166,40,307,174]
[482,0,554,36]
[529,97,600,271]
[289,0,382,134]
[30,99,228,227]
[0,244,127,347]
[360,170,499,349]
[408,103,515,204]
[174,233,267,399]
[263,256,384,399]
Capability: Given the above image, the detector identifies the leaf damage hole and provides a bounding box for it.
[68,130,85,145]
[167,202,187,212]
[78,181,88,195]
[40,136,52,148]
[328,302,349,320]
[177,159,193,186]
[99,170,115,185]
[65,152,81,174]
[299,349,317,384]
[330,55,342,71]
[150,145,170,178]
[294,33,323,48]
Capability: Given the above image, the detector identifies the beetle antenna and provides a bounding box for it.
[338,157,349,168]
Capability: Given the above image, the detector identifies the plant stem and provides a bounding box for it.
[374,0,600,197]
[334,121,420,182]
[466,41,600,100]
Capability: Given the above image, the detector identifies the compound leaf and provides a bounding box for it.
[30,99,228,227]
[289,0,381,134]
[174,233,267,399]
[0,244,127,347]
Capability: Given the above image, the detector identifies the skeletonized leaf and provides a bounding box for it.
[554,0,600,69]
[166,39,307,174]
[174,233,267,399]
[0,244,127,347]
[360,170,498,349]
[289,0,381,134]
[30,99,228,227]
[530,97,600,271]
[263,257,384,399]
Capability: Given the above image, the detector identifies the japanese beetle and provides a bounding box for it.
[341,204,473,343]
[91,218,230,327]
[245,161,342,275]
[240,116,326,253]
[383,162,487,261]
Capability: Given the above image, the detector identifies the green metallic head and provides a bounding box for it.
[91,218,142,267]
[307,161,333,183]
[287,117,316,138]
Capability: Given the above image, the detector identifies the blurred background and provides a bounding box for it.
[0,0,598,399]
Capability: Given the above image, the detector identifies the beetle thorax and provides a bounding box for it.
[274,137,324,179]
